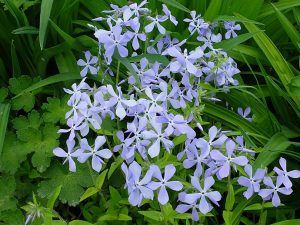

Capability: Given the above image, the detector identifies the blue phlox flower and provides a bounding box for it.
[177,138,197,160]
[107,85,137,120]
[124,117,150,159]
[224,21,241,39]
[142,117,174,158]
[145,15,168,34]
[237,164,266,199]
[189,18,210,36]
[235,136,255,154]
[197,31,222,51]
[97,25,131,64]
[168,80,193,109]
[207,126,228,148]
[78,136,113,172]
[65,92,88,121]
[237,106,252,122]
[53,139,83,172]
[144,86,166,112]
[162,4,178,25]
[130,58,154,85]
[123,0,149,21]
[77,51,99,77]
[273,157,300,188]
[58,116,87,140]
[113,131,135,162]
[210,139,248,179]
[167,47,203,75]
[259,176,293,207]
[147,164,183,205]
[125,18,147,50]
[176,192,200,221]
[183,138,210,176]
[121,161,154,206]
[182,176,221,215]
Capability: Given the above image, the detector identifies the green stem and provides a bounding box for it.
[116,60,120,85]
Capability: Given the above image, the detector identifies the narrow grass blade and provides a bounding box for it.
[271,4,300,51]
[271,220,300,225]
[39,0,54,49]
[253,132,291,170]
[214,32,258,51]
[3,0,26,26]
[11,40,21,77]
[258,0,300,19]
[47,185,62,209]
[214,15,264,25]
[13,72,81,99]
[220,0,264,19]
[49,19,76,46]
[204,0,222,21]
[203,101,269,143]
[239,14,300,108]
[0,103,10,155]
[12,26,39,35]
[158,0,190,13]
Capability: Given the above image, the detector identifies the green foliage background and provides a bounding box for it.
[0,0,299,224]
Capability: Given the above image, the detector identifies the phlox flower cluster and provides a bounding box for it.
[54,1,300,221]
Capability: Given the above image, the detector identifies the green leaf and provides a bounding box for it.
[42,96,70,124]
[69,220,94,225]
[39,0,54,49]
[0,88,8,103]
[138,211,164,222]
[243,202,274,211]
[98,214,132,221]
[259,210,267,225]
[225,183,235,211]
[9,75,38,112]
[223,211,233,225]
[158,0,190,13]
[272,4,300,50]
[38,163,96,205]
[0,103,10,155]
[0,209,24,225]
[0,175,17,212]
[108,156,123,179]
[31,124,60,172]
[289,75,300,88]
[79,187,99,202]
[47,185,62,209]
[253,132,291,170]
[13,110,60,172]
[95,169,108,189]
[128,54,169,67]
[271,220,300,225]
[13,110,42,131]
[173,134,187,146]
[0,132,28,174]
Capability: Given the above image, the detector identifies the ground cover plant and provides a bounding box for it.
[0,0,300,225]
